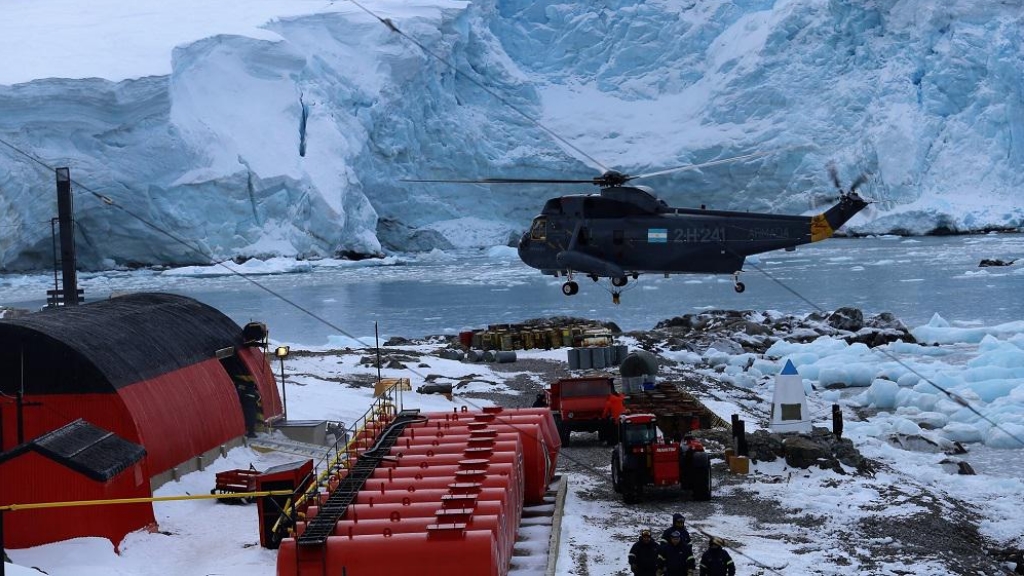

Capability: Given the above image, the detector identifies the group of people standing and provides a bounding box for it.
[628,513,736,576]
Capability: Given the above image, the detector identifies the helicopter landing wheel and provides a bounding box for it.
[734,282,746,293]
[611,276,628,288]
[562,281,579,296]
[612,291,621,305]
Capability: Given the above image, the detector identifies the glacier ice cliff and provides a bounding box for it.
[1,0,1022,270]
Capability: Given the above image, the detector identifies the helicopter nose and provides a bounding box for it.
[517,233,538,266]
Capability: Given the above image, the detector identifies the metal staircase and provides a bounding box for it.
[297,409,423,546]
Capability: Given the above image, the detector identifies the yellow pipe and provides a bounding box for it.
[1,490,297,512]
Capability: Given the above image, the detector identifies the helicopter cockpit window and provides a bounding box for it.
[530,218,547,241]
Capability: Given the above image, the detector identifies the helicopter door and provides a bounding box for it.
[530,217,547,241]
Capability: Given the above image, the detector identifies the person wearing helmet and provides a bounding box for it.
[628,528,659,576]
[658,530,696,576]
[660,513,692,546]
[699,537,736,576]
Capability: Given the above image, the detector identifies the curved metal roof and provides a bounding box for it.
[0,293,244,393]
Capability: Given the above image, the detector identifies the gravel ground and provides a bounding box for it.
[469,355,1015,575]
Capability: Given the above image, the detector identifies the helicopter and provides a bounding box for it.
[420,159,870,304]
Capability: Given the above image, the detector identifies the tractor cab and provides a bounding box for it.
[618,414,660,449]
[611,413,712,503]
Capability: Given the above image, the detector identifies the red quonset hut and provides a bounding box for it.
[0,293,283,547]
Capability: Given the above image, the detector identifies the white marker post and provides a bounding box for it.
[770,359,811,433]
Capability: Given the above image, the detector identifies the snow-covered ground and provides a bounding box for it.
[5,314,1023,575]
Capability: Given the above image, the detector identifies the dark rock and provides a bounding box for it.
[979,258,1015,267]
[780,428,873,474]
[783,436,832,469]
[827,307,864,332]
[745,430,783,462]
[419,383,453,395]
[384,336,411,346]
[376,218,454,252]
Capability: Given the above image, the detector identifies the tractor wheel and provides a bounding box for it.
[622,472,643,504]
[689,452,712,501]
[554,415,570,446]
[611,451,623,493]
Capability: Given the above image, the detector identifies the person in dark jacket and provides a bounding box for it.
[628,528,660,576]
[699,537,736,576]
[660,513,692,546]
[658,530,696,576]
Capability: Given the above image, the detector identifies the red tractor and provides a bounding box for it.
[546,376,620,446]
[610,413,712,503]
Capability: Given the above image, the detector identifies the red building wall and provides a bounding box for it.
[1,359,248,478]
[118,358,246,476]
[0,394,135,455]
[0,451,154,549]
[239,346,283,421]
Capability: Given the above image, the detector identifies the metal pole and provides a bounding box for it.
[832,404,844,439]
[374,322,382,383]
[50,218,60,298]
[279,356,287,422]
[15,393,23,446]
[54,168,79,306]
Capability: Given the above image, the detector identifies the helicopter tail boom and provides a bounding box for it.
[811,192,869,242]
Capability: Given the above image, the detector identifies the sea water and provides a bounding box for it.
[0,234,1021,346]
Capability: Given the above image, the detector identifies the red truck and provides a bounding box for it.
[546,376,619,446]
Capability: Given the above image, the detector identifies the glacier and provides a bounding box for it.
[1,0,1022,270]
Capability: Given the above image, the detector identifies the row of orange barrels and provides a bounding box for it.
[459,325,607,351]
[277,407,561,576]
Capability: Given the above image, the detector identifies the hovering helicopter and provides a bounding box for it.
[418,158,870,304]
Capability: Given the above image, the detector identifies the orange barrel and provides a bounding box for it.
[293,513,503,550]
[363,467,521,510]
[353,486,507,505]
[387,439,521,458]
[390,429,521,447]
[368,462,515,481]
[354,482,522,538]
[403,418,551,504]
[379,450,518,469]
[459,331,474,348]
[330,513,501,540]
[391,427,522,445]
[487,407,562,457]
[301,500,505,522]
[277,528,501,576]
[344,500,504,521]
[369,461,523,510]
[464,409,561,470]
[330,513,508,567]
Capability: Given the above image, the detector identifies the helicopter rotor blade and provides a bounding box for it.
[402,177,599,185]
[631,149,781,181]
[827,162,842,191]
[849,173,869,193]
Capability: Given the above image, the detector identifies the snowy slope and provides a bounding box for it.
[1,0,1022,270]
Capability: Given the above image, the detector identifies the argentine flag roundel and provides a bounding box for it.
[647,228,668,243]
